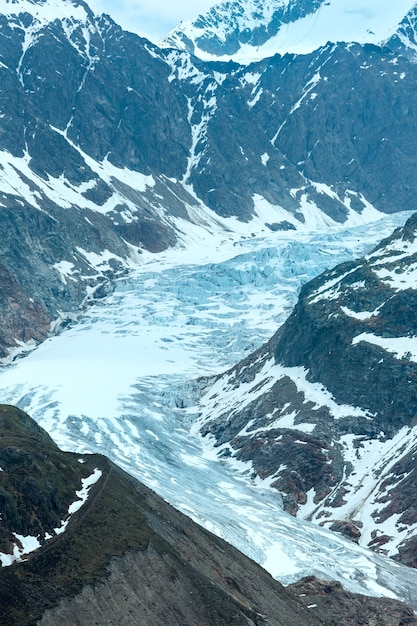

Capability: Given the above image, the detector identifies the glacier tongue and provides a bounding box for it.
[1,211,417,606]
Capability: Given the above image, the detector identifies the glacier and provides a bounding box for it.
[1,211,417,607]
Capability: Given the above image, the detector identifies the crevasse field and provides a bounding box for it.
[1,211,417,608]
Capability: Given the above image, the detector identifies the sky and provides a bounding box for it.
[86,0,217,43]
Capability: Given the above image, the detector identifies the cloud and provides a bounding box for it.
[88,0,216,42]
[129,0,215,22]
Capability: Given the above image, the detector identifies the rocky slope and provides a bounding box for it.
[0,404,319,625]
[288,577,417,626]
[194,210,417,568]
[3,0,417,359]
[2,404,415,626]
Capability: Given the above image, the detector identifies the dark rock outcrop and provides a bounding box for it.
[0,405,91,551]
[288,576,417,626]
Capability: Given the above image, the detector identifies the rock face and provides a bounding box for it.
[0,405,92,551]
[195,211,417,567]
[288,576,417,626]
[2,0,417,357]
[1,403,416,626]
[0,0,199,359]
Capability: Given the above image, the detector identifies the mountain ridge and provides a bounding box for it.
[1,404,417,626]
[192,210,417,568]
[2,0,417,360]
[162,0,417,62]
[1,0,417,622]
[0,405,320,626]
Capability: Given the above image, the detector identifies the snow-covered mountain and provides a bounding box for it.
[2,1,417,617]
[162,0,417,62]
[2,0,417,360]
[194,210,417,568]
[0,405,325,626]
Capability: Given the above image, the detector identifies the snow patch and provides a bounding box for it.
[341,306,379,320]
[54,468,103,536]
[53,261,77,285]
[352,333,417,361]
[308,268,358,305]
[373,263,417,291]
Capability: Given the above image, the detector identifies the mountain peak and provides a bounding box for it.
[162,0,417,62]
[0,0,94,26]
